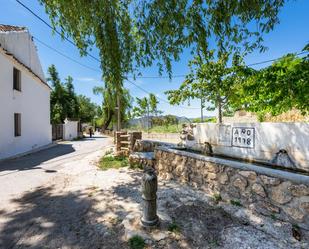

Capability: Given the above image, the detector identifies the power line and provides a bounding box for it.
[34,35,308,110]
[33,36,101,73]
[247,51,308,67]
[16,0,101,63]
[125,78,200,110]
[17,0,309,80]
[33,35,198,109]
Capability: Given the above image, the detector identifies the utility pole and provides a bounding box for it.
[116,94,121,131]
[147,103,150,133]
[200,98,204,122]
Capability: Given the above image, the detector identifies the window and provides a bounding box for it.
[13,67,21,91]
[14,113,21,137]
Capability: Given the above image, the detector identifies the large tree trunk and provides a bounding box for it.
[103,114,113,131]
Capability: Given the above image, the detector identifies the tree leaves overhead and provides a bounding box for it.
[40,0,284,81]
[234,52,309,119]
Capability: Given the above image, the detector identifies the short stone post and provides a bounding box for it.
[141,167,159,227]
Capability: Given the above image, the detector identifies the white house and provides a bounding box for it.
[0,24,51,160]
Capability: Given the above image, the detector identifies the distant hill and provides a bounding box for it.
[128,115,215,127]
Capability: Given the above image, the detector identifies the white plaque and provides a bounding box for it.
[232,127,255,148]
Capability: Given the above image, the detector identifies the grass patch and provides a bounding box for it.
[128,235,145,249]
[98,155,128,170]
[230,199,242,207]
[213,193,222,203]
[168,221,181,233]
[270,213,277,220]
[127,124,180,133]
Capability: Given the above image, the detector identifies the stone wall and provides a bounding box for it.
[155,146,309,230]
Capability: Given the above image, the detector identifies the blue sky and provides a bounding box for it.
[1,0,309,118]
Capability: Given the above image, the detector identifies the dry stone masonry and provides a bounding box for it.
[154,146,309,230]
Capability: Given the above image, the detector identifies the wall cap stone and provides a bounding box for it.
[156,146,309,185]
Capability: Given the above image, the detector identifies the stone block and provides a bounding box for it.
[205,163,219,173]
[239,171,257,181]
[207,172,217,180]
[260,175,281,186]
[252,183,266,197]
[288,184,309,197]
[232,176,248,191]
[269,182,292,204]
[219,173,229,185]
[282,206,305,222]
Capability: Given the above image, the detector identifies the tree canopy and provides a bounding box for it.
[233,50,309,119]
[165,51,252,123]
[47,65,98,124]
[40,0,284,81]
[93,86,132,130]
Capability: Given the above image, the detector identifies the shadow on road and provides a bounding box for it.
[0,185,129,249]
[0,144,75,173]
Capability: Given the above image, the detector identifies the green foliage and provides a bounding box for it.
[93,86,132,130]
[168,221,181,234]
[166,51,252,123]
[149,124,179,133]
[40,0,284,103]
[48,64,98,124]
[77,95,97,123]
[234,52,309,118]
[213,194,222,203]
[128,235,145,249]
[230,200,242,207]
[48,65,80,124]
[192,117,217,123]
[98,155,128,170]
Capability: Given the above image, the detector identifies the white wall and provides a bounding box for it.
[191,122,309,172]
[63,120,79,141]
[0,30,45,81]
[0,52,51,160]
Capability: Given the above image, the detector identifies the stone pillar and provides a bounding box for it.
[141,167,159,227]
[129,131,142,152]
[115,131,127,152]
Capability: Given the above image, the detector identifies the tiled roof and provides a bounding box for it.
[0,24,26,32]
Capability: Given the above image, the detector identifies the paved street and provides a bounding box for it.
[0,135,113,204]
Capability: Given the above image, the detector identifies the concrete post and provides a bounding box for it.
[141,167,159,227]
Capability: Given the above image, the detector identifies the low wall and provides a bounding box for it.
[191,122,309,173]
[155,146,309,230]
[63,120,79,141]
[142,133,180,144]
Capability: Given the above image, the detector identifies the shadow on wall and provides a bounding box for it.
[0,144,75,172]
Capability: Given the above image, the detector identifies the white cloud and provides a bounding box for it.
[76,77,100,83]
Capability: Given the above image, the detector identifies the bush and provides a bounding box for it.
[128,235,145,249]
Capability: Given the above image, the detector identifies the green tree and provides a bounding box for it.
[64,76,79,119]
[149,93,162,116]
[48,64,68,124]
[76,95,97,123]
[40,0,284,128]
[234,50,309,119]
[93,86,132,130]
[166,51,251,123]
